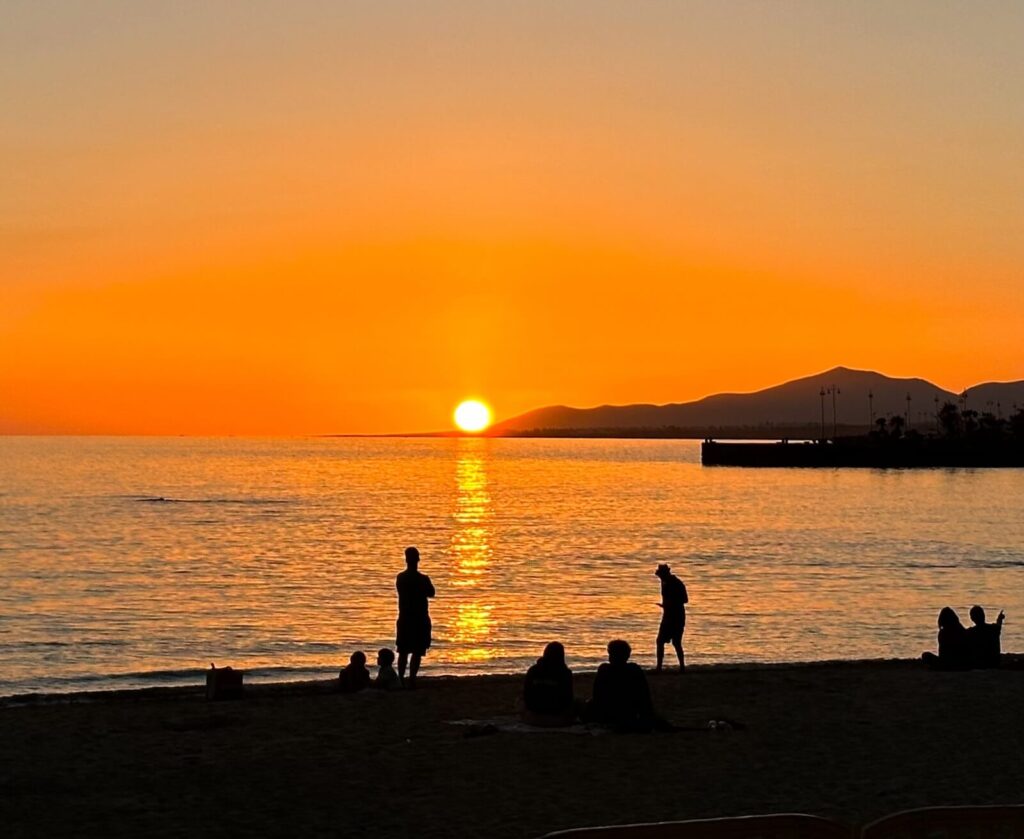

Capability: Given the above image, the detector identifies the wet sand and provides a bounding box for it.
[2,659,1022,838]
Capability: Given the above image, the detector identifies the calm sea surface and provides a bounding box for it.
[1,437,1022,695]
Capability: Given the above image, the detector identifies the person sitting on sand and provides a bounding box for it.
[966,605,1005,669]
[338,651,371,693]
[522,642,577,726]
[654,563,688,672]
[375,648,403,691]
[396,546,436,688]
[586,640,664,732]
[921,607,970,671]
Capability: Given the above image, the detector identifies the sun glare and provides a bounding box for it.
[454,400,492,433]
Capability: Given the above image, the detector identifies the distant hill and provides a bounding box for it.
[963,380,1024,413]
[492,367,1024,436]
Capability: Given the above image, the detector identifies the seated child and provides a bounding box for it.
[375,648,403,691]
[338,651,371,693]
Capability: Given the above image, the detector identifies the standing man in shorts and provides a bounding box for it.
[396,546,435,688]
[655,563,688,672]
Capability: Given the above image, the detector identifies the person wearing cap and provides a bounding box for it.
[655,563,688,672]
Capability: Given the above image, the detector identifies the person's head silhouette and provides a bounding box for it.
[405,546,420,569]
[542,642,566,667]
[350,651,367,667]
[607,639,631,664]
[655,563,671,579]
[937,607,962,630]
[969,605,985,626]
[377,648,395,667]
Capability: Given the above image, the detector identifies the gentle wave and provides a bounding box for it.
[0,640,129,650]
[124,495,292,505]
[0,665,342,698]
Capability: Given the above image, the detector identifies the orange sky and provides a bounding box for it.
[2,2,1022,434]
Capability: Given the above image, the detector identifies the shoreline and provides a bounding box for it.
[0,657,923,707]
[4,653,1020,707]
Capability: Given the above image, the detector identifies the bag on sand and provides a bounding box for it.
[205,664,244,701]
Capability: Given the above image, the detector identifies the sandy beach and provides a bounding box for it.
[2,658,1022,838]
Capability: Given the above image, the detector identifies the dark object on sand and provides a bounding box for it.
[206,664,244,701]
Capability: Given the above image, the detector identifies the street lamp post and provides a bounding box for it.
[819,387,826,442]
[830,385,840,440]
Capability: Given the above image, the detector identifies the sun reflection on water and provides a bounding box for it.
[446,440,497,662]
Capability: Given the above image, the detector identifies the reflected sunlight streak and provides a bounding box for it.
[446,440,498,663]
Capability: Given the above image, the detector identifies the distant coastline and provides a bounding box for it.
[490,366,1024,438]
[323,366,1024,439]
[322,424,868,440]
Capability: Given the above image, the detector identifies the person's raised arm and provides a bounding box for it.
[997,610,1005,628]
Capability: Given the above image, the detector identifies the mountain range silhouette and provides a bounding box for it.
[492,367,1024,435]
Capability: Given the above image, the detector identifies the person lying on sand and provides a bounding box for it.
[521,641,578,726]
[922,606,970,671]
[585,640,670,732]
[375,648,403,691]
[338,651,371,693]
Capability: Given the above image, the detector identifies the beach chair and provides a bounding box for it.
[861,806,1024,839]
[540,813,853,839]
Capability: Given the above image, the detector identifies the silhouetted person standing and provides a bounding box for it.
[587,640,662,732]
[655,563,687,672]
[967,605,1005,669]
[396,546,435,688]
[922,606,970,671]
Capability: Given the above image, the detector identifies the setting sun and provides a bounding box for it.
[453,400,492,433]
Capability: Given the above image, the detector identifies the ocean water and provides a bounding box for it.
[1,436,1021,696]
